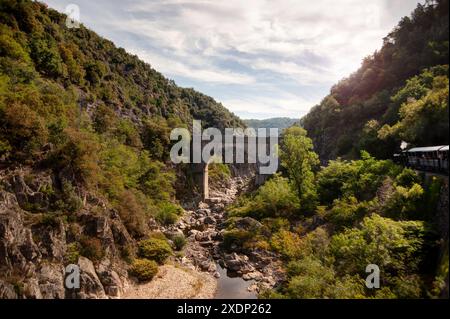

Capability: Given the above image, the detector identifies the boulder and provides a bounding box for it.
[74,257,107,299]
[203,216,216,225]
[96,260,123,297]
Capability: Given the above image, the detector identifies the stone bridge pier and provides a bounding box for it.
[189,134,278,200]
[192,163,209,200]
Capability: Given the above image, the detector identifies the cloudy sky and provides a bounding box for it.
[44,0,421,119]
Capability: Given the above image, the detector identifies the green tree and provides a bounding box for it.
[280,126,319,213]
[330,214,425,277]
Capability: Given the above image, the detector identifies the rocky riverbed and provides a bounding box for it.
[158,176,284,297]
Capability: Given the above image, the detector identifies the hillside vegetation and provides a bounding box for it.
[302,0,449,160]
[226,126,448,298]
[0,0,244,230]
[0,0,242,298]
[225,1,449,299]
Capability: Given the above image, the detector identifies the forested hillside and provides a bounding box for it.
[0,0,243,298]
[302,0,449,160]
[226,126,448,299]
[0,0,243,210]
[223,1,449,299]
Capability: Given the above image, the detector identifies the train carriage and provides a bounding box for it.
[396,145,449,174]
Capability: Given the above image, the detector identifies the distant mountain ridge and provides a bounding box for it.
[244,117,298,130]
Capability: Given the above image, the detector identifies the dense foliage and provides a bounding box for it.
[0,0,243,241]
[302,0,449,160]
[227,126,445,298]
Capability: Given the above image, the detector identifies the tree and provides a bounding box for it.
[280,126,319,213]
[330,214,425,277]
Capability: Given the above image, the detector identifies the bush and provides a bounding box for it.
[172,234,187,251]
[79,235,104,261]
[326,196,371,229]
[228,175,300,219]
[54,180,82,213]
[129,259,158,282]
[208,162,231,184]
[270,230,303,260]
[329,214,425,275]
[1,102,48,156]
[383,183,424,219]
[155,202,182,225]
[222,229,253,251]
[51,128,101,187]
[395,168,421,187]
[138,238,173,264]
[115,190,149,238]
[65,242,80,264]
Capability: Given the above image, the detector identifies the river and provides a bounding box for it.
[214,263,257,299]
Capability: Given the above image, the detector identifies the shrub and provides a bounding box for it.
[51,128,101,187]
[1,102,48,156]
[79,235,104,261]
[383,183,424,219]
[285,257,335,298]
[395,168,421,187]
[270,230,303,260]
[65,242,80,264]
[172,234,187,251]
[228,175,300,219]
[329,214,425,275]
[129,259,158,282]
[208,162,231,184]
[54,180,82,213]
[39,213,60,227]
[115,190,148,238]
[92,103,118,134]
[326,196,371,229]
[138,238,173,264]
[155,202,182,225]
[139,161,176,201]
[222,229,253,251]
[155,210,178,225]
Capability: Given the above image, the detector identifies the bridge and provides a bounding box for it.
[188,134,279,199]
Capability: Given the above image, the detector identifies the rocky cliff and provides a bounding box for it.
[0,167,133,298]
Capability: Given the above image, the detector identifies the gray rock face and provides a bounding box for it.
[0,169,129,299]
[0,280,17,299]
[0,191,40,272]
[34,219,67,262]
[38,263,65,299]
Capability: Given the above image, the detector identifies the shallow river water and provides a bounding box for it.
[214,263,257,299]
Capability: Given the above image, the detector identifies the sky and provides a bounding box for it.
[43,0,421,119]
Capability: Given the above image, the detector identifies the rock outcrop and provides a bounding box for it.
[0,168,133,299]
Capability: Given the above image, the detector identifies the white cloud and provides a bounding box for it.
[44,0,422,119]
[222,92,317,119]
[129,48,255,85]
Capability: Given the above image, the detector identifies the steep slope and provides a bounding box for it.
[0,0,243,299]
[302,0,449,161]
